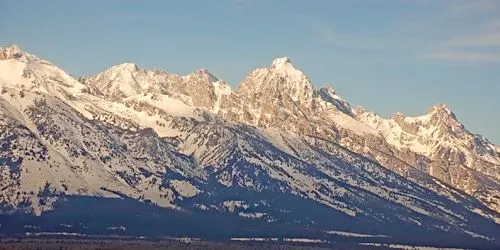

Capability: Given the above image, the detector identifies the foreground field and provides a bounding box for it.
[0,238,380,250]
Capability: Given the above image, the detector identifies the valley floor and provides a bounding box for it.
[0,237,371,250]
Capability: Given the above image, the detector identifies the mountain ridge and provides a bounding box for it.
[4,44,499,211]
[1,44,499,247]
[99,52,500,212]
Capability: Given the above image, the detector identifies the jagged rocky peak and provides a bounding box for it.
[318,85,354,115]
[92,62,140,85]
[0,44,32,61]
[391,111,407,123]
[271,56,292,67]
[185,68,219,83]
[268,56,308,81]
[198,68,218,80]
[108,62,140,73]
[0,44,24,57]
[427,103,461,127]
[319,85,337,95]
[390,112,422,135]
[84,62,145,99]
[391,112,411,125]
[429,103,456,117]
[236,56,315,104]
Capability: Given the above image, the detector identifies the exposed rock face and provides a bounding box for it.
[84,64,231,109]
[0,44,28,61]
[79,54,500,213]
[0,46,499,247]
[357,103,500,212]
[318,86,354,116]
[218,57,369,143]
[217,57,500,213]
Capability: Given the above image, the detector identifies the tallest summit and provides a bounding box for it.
[271,56,292,68]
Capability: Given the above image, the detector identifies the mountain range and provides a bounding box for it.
[0,45,499,248]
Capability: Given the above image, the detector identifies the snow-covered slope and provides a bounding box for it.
[0,45,499,247]
[356,104,500,211]
[0,45,203,214]
[0,88,204,215]
[219,57,374,137]
[211,57,500,214]
[81,63,232,111]
[0,45,90,101]
[357,104,500,168]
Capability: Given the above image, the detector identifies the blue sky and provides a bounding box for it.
[1,0,499,143]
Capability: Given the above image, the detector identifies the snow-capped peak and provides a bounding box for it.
[235,57,315,104]
[427,103,459,126]
[0,44,32,62]
[0,45,90,100]
[266,56,308,82]
[2,46,500,233]
[185,68,218,83]
[271,56,292,68]
[86,63,143,99]
[268,56,306,80]
[1,44,24,55]
[429,103,454,116]
[108,63,139,73]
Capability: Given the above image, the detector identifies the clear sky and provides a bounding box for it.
[1,0,499,143]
